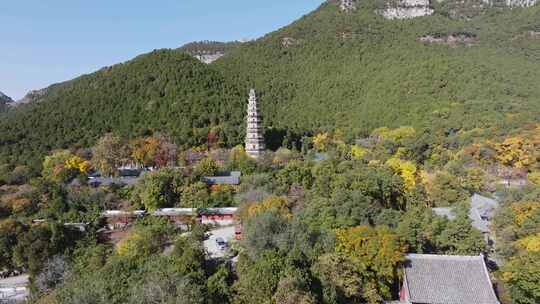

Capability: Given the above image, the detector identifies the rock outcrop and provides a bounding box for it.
[17,88,48,104]
[194,53,225,64]
[340,0,357,11]
[502,0,538,7]
[418,32,477,47]
[334,0,538,20]
[281,37,303,48]
[179,41,241,64]
[0,91,14,104]
[382,0,434,19]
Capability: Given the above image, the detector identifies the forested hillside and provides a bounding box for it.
[1,1,539,169]
[0,51,244,168]
[215,1,540,138]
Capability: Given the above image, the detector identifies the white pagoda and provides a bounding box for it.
[245,89,265,158]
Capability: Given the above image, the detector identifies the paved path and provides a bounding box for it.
[204,226,235,258]
[0,275,29,302]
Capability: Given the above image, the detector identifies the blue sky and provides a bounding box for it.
[0,0,323,99]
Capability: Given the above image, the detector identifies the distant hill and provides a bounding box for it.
[0,1,539,168]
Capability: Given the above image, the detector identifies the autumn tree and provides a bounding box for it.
[42,150,90,183]
[193,157,219,177]
[312,132,332,152]
[91,134,128,177]
[226,145,258,175]
[493,136,534,169]
[334,225,405,302]
[385,157,417,192]
[247,196,291,219]
[131,136,160,168]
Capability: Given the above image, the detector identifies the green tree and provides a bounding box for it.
[501,253,540,304]
[312,253,364,304]
[436,209,486,255]
[207,264,233,304]
[132,168,184,211]
[116,217,174,261]
[233,250,286,304]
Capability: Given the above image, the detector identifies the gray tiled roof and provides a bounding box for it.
[403,254,499,304]
[431,194,500,234]
[432,207,456,220]
[469,194,499,233]
[202,171,241,185]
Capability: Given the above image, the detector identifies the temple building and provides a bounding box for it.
[245,89,265,158]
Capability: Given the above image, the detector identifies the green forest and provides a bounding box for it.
[0,2,539,170]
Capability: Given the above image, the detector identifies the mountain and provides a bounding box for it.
[0,1,539,168]
[214,1,540,137]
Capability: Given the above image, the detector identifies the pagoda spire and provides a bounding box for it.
[245,89,265,158]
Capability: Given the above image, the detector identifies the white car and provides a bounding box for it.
[215,237,228,251]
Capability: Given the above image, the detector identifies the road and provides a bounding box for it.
[204,226,235,259]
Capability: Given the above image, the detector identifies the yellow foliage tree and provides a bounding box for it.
[131,136,161,167]
[511,201,540,227]
[42,150,89,182]
[373,126,416,145]
[385,157,417,192]
[65,156,91,174]
[494,136,533,168]
[247,195,291,219]
[517,233,540,253]
[313,132,331,152]
[335,225,405,301]
[351,146,368,160]
[529,172,540,186]
[116,231,147,260]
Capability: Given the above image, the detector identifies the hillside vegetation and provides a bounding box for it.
[215,1,540,137]
[0,1,539,169]
[0,51,244,168]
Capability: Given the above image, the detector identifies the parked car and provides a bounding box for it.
[215,237,228,250]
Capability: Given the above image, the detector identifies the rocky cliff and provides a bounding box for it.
[338,0,539,19]
[179,41,241,64]
[0,91,14,104]
[382,0,434,19]
[0,91,14,112]
[17,88,49,104]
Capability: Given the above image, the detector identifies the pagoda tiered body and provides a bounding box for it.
[245,89,265,158]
